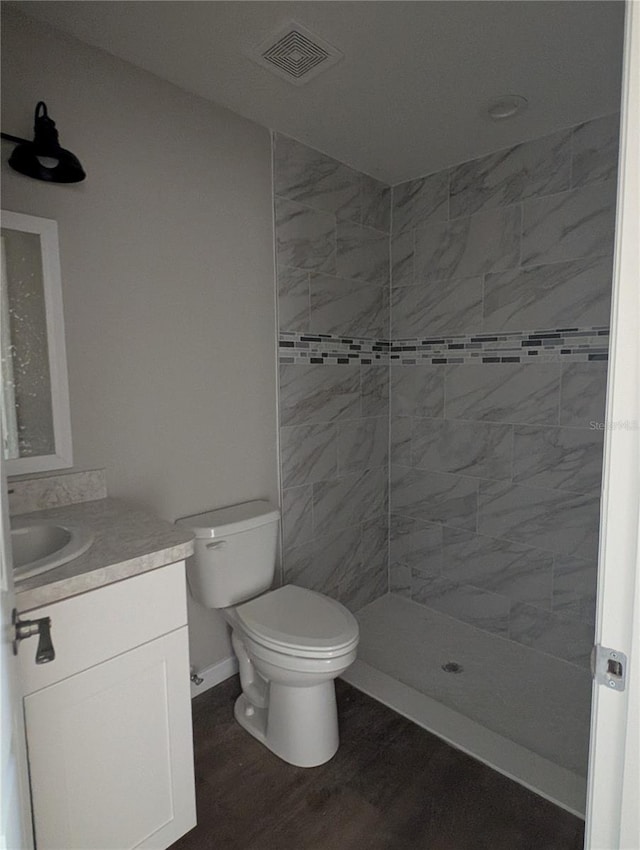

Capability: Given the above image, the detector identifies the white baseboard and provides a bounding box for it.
[190,656,238,698]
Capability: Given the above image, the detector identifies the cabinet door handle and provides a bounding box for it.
[12,609,56,663]
[205,540,227,550]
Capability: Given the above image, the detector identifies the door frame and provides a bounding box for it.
[584,2,640,847]
[0,455,34,849]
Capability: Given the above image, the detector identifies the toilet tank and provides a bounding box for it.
[176,500,280,608]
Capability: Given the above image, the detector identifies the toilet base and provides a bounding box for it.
[234,693,268,745]
[234,679,339,768]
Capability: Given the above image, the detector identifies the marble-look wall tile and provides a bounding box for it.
[390,513,443,575]
[412,418,512,481]
[390,562,412,597]
[283,526,360,599]
[310,273,387,338]
[338,416,388,474]
[283,519,388,613]
[445,363,561,425]
[392,170,449,235]
[362,175,391,232]
[483,255,613,333]
[390,417,412,465]
[521,179,617,267]
[478,481,600,559]
[274,134,393,233]
[281,485,314,549]
[571,114,620,189]
[442,528,553,609]
[279,364,360,426]
[559,362,608,428]
[275,197,336,274]
[274,134,361,221]
[282,536,316,592]
[280,422,337,488]
[360,365,389,418]
[414,205,521,283]
[278,265,310,332]
[390,365,444,418]
[391,276,483,337]
[553,553,598,625]
[391,230,414,287]
[411,575,510,636]
[390,467,478,530]
[313,467,388,536]
[509,602,594,668]
[512,425,604,494]
[336,219,389,286]
[339,517,389,610]
[338,564,388,612]
[449,129,572,219]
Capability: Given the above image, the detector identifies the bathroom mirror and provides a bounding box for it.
[0,210,72,474]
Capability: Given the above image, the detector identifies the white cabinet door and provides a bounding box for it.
[24,627,196,850]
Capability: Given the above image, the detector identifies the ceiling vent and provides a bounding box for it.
[248,22,343,86]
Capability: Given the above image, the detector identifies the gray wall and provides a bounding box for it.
[1,11,279,671]
[274,133,391,611]
[389,115,618,668]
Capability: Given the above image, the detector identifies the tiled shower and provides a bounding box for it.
[273,114,619,802]
[276,132,392,612]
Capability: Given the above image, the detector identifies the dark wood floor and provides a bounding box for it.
[171,676,585,850]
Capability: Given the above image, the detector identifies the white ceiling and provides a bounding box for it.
[10,1,625,184]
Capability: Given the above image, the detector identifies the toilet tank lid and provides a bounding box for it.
[176,500,280,538]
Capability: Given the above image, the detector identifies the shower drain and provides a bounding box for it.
[441,661,464,674]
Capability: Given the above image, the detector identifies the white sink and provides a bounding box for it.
[11,519,95,582]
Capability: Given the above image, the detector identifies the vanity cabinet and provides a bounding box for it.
[18,561,196,850]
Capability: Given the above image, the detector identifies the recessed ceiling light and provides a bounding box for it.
[487,95,529,121]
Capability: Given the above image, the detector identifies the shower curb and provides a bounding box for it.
[341,659,587,819]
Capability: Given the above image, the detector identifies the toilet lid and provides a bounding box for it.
[235,585,359,656]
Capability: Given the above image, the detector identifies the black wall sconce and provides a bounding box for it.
[1,101,86,183]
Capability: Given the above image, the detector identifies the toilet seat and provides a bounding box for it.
[235,584,359,659]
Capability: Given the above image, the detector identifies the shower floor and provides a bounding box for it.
[341,593,592,817]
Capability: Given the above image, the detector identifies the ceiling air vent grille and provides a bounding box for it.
[249,23,343,86]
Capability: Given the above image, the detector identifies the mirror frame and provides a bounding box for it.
[1,210,73,475]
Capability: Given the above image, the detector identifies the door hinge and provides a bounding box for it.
[591,645,627,691]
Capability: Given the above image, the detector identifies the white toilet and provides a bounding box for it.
[177,500,359,768]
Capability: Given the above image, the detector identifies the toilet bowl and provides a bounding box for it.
[226,585,358,766]
[176,501,359,767]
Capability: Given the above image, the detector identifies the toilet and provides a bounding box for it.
[176,500,359,767]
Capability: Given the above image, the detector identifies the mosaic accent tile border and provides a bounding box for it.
[391,327,610,366]
[279,332,390,365]
[279,328,609,366]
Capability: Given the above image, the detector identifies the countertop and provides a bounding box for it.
[14,498,194,612]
